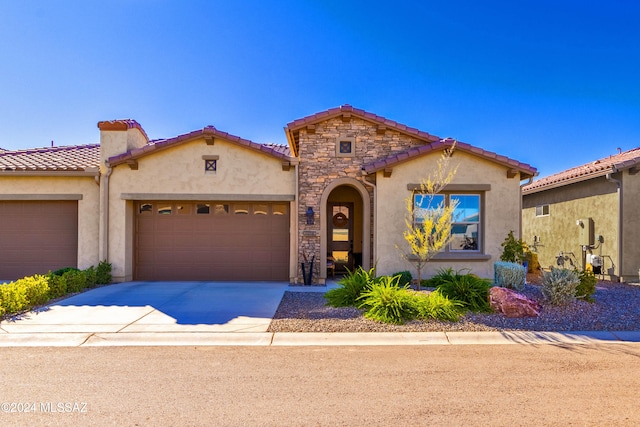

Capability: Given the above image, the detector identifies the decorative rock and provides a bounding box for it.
[490,287,541,318]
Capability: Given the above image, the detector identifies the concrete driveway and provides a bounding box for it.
[0,281,289,334]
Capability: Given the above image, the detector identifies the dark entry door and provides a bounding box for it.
[327,202,353,273]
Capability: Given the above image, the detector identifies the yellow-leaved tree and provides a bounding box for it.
[398,142,458,290]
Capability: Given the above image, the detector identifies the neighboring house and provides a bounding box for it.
[522,148,640,282]
[0,105,536,283]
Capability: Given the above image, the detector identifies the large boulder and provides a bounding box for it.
[489,287,541,318]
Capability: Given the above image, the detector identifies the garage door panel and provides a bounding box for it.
[135,201,289,281]
[0,201,78,280]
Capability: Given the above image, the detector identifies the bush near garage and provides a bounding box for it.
[95,260,112,285]
[0,262,112,318]
[62,269,88,293]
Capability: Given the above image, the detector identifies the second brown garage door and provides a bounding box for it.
[135,201,290,281]
[0,200,78,280]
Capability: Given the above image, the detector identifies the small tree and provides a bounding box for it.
[398,143,458,290]
[500,231,528,263]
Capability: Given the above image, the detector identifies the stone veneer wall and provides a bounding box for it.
[296,116,426,283]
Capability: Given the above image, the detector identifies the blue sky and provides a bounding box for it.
[1,1,639,178]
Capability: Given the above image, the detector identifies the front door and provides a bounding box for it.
[327,202,353,273]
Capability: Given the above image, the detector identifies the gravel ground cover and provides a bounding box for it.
[268,276,640,332]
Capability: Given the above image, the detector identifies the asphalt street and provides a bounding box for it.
[0,344,639,426]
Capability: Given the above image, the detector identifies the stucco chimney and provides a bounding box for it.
[97,119,149,170]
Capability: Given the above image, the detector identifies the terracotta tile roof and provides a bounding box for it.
[108,126,293,166]
[285,105,441,157]
[0,144,100,172]
[523,147,640,194]
[362,138,537,179]
[97,119,149,141]
[263,143,291,156]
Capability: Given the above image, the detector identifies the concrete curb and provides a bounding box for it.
[0,331,639,347]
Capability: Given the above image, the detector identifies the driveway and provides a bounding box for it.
[0,281,289,334]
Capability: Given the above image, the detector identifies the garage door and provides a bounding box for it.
[135,201,290,281]
[0,201,78,280]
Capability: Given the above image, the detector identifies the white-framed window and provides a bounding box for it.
[413,193,481,252]
[535,204,550,217]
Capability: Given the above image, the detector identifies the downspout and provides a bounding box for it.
[100,161,113,262]
[293,162,299,284]
[606,170,622,281]
[361,173,377,269]
[519,175,534,240]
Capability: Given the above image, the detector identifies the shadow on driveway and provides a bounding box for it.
[2,281,288,333]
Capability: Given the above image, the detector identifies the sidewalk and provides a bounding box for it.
[0,282,639,347]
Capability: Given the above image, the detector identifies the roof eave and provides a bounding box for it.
[523,169,615,194]
[109,127,292,167]
[0,168,99,177]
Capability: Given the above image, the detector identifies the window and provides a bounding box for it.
[139,203,153,214]
[213,204,229,215]
[196,203,211,214]
[253,204,268,215]
[202,155,219,174]
[536,204,550,217]
[413,193,481,252]
[272,204,288,216]
[158,205,172,215]
[177,204,192,215]
[335,137,355,158]
[205,159,217,173]
[234,204,249,215]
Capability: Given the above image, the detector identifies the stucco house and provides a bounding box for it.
[522,147,640,282]
[0,105,536,283]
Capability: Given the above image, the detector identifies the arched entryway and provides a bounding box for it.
[320,178,371,280]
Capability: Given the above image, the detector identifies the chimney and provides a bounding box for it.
[97,120,149,171]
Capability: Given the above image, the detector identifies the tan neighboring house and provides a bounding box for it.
[522,148,640,282]
[0,105,536,283]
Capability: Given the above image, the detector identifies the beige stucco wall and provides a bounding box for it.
[622,170,640,280]
[375,150,523,279]
[106,137,296,281]
[522,177,619,278]
[0,175,100,270]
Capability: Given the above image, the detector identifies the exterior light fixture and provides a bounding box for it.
[306,207,315,225]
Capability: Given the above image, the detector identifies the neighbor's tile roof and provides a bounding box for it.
[108,126,294,166]
[523,147,640,194]
[362,138,537,179]
[263,143,291,156]
[0,144,100,172]
[285,104,441,157]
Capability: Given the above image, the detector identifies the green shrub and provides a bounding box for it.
[414,290,463,322]
[63,269,88,293]
[51,267,80,276]
[392,270,413,287]
[46,273,67,299]
[84,266,97,288]
[500,231,528,263]
[357,276,417,324]
[422,267,462,288]
[21,275,50,307]
[436,273,491,312]
[541,268,579,306]
[325,266,378,308]
[0,281,29,314]
[96,260,112,285]
[494,261,526,291]
[576,269,597,303]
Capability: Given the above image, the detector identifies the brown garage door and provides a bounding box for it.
[0,201,78,280]
[135,201,290,281]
